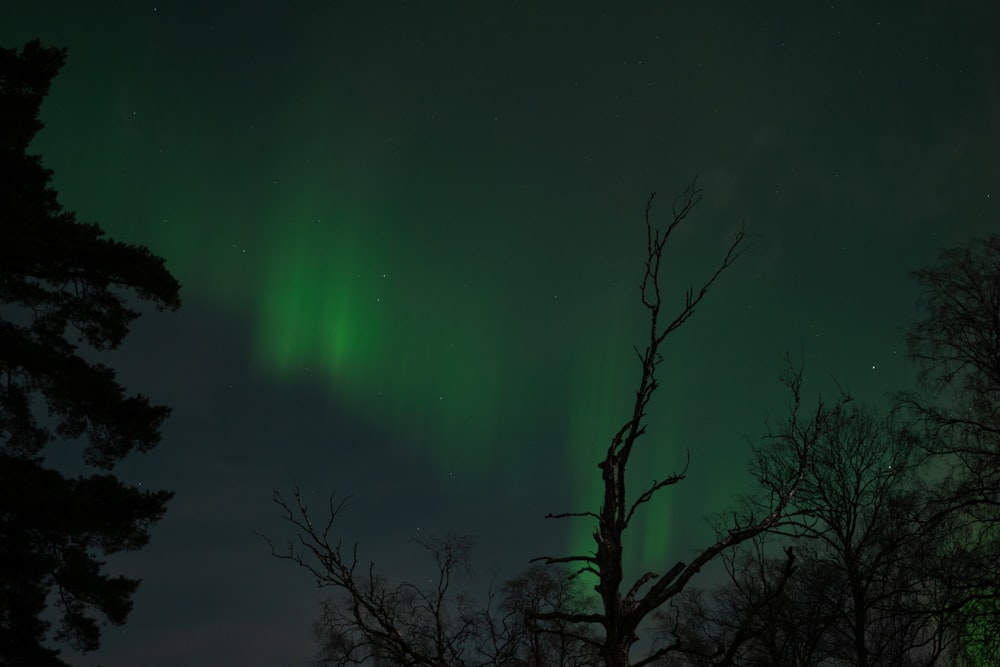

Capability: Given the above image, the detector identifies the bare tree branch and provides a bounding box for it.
[530,179,832,667]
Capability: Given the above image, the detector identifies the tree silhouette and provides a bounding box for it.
[0,41,180,665]
[902,235,1000,496]
[491,564,599,666]
[900,234,1000,664]
[757,405,944,666]
[654,535,823,666]
[529,183,850,667]
[265,489,598,666]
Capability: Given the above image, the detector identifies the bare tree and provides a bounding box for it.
[649,369,866,667]
[905,235,1000,448]
[264,490,479,666]
[900,235,1000,513]
[899,234,1000,662]
[530,180,851,667]
[478,564,599,666]
[654,535,827,667]
[754,404,958,666]
[264,490,597,666]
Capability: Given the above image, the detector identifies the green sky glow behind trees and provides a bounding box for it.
[5,2,1000,664]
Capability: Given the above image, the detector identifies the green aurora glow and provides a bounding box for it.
[8,6,1000,662]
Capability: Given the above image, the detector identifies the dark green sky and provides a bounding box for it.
[5,2,999,665]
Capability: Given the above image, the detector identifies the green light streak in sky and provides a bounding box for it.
[255,217,371,379]
[241,161,523,473]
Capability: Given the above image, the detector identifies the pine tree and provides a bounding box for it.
[1,40,181,666]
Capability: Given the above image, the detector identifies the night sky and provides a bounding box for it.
[5,2,1000,665]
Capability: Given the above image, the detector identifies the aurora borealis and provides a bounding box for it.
[5,2,1000,665]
